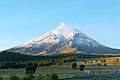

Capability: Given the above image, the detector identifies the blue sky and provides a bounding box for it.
[0,0,120,51]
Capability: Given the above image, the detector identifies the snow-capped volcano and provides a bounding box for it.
[53,22,75,38]
[6,22,120,55]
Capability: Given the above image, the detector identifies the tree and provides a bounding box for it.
[51,73,58,80]
[115,58,119,66]
[104,63,107,66]
[95,59,98,63]
[98,63,101,75]
[98,63,101,66]
[79,64,85,76]
[79,64,85,71]
[90,61,93,63]
[72,63,77,69]
[116,59,119,62]
[101,59,106,63]
[57,59,64,66]
[25,63,38,75]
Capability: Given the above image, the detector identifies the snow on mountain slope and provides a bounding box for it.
[6,22,120,55]
[53,22,75,38]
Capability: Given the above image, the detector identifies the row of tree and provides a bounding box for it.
[0,56,78,69]
[0,73,58,80]
[0,51,114,62]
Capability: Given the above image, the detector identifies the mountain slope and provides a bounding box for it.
[6,22,120,55]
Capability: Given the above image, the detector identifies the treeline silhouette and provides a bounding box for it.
[0,51,118,69]
[0,51,78,69]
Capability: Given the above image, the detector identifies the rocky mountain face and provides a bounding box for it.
[6,22,120,55]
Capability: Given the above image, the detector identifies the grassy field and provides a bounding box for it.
[0,57,120,80]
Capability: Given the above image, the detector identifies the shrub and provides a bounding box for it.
[51,73,58,80]
[73,74,78,78]
[25,63,37,75]
[104,63,107,66]
[72,63,77,69]
[33,74,44,80]
[79,64,85,71]
[22,74,34,80]
[98,63,101,66]
[0,76,4,80]
[10,75,21,80]
[90,61,93,63]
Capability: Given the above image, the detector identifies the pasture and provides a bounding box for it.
[0,57,120,80]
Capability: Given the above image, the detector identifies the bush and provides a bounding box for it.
[0,76,4,80]
[73,74,78,78]
[33,74,44,80]
[98,63,101,66]
[22,74,34,80]
[104,63,107,66]
[72,63,77,69]
[10,75,21,80]
[25,63,37,75]
[51,73,58,80]
[79,64,85,71]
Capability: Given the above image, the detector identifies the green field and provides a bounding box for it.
[0,57,120,80]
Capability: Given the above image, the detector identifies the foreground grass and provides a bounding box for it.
[0,64,120,79]
[0,57,120,80]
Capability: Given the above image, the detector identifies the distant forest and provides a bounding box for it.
[0,51,119,69]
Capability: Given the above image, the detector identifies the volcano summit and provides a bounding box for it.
[6,22,120,55]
